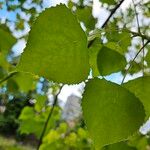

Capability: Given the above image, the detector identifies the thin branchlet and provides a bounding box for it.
[88,0,125,48]
[37,85,63,150]
[121,40,150,84]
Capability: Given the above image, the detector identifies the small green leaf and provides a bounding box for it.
[7,79,19,93]
[35,95,47,112]
[0,26,16,54]
[97,46,126,76]
[76,6,96,31]
[19,106,60,138]
[0,26,16,70]
[128,133,148,150]
[82,78,145,149]
[105,42,124,55]
[12,72,37,92]
[100,0,116,5]
[19,106,35,120]
[105,29,131,53]
[124,76,150,118]
[17,5,89,84]
[19,106,44,137]
[0,66,7,79]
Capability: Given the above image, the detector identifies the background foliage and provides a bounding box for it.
[0,0,150,149]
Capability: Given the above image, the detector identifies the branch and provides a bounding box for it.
[88,28,150,43]
[88,0,125,48]
[121,40,150,84]
[142,38,145,75]
[130,31,150,41]
[101,0,125,28]
[132,0,141,33]
[37,85,63,150]
[0,72,18,84]
[132,0,147,75]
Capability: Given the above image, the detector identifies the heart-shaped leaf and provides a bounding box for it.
[124,76,150,118]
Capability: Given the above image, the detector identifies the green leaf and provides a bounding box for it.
[35,95,47,112]
[128,133,148,150]
[76,6,96,31]
[19,106,61,138]
[102,142,137,150]
[82,78,145,149]
[17,5,89,84]
[105,29,131,53]
[19,106,35,120]
[7,79,19,93]
[88,39,102,77]
[0,26,16,70]
[124,76,150,118]
[97,46,126,76]
[19,106,45,137]
[12,72,37,92]
[100,0,116,5]
[105,42,124,55]
[127,61,142,75]
[0,66,7,79]
[0,26,16,54]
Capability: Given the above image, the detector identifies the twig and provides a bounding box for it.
[0,72,18,84]
[130,31,150,41]
[132,0,145,75]
[121,40,149,84]
[88,0,125,48]
[88,28,150,42]
[132,0,141,33]
[142,38,145,75]
[37,85,63,150]
[101,0,125,28]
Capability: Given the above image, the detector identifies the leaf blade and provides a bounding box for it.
[17,5,90,84]
[97,46,126,76]
[124,76,150,118]
[82,78,145,149]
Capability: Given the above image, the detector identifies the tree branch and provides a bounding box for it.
[88,0,125,48]
[131,0,147,75]
[88,28,150,43]
[121,40,150,84]
[0,72,18,84]
[132,0,141,33]
[130,31,150,41]
[37,85,63,150]
[101,0,125,28]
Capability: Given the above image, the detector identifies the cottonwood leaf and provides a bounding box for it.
[82,78,145,149]
[124,76,150,118]
[97,46,126,76]
[17,5,89,84]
